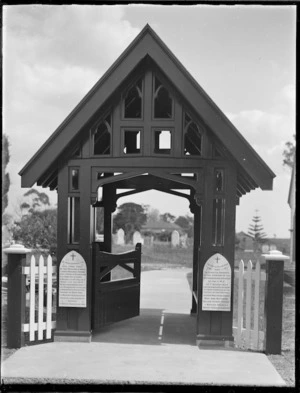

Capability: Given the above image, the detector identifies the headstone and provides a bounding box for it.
[59,251,87,308]
[116,228,125,245]
[180,233,188,248]
[171,230,180,247]
[262,244,269,253]
[270,244,277,251]
[133,230,144,245]
[202,253,231,312]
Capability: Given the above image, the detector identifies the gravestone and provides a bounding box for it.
[116,228,125,245]
[133,230,143,245]
[202,253,231,311]
[180,233,188,248]
[270,244,277,251]
[171,230,180,247]
[262,244,269,253]
[59,251,87,308]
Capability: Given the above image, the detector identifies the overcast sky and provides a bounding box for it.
[3,4,296,238]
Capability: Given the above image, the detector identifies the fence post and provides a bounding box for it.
[3,244,31,348]
[262,249,289,355]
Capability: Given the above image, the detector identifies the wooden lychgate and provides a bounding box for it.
[19,25,275,345]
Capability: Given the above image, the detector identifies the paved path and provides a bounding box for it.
[1,268,285,386]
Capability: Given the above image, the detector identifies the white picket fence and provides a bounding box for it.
[233,260,266,351]
[23,254,57,342]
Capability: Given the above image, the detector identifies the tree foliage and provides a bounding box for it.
[248,211,267,253]
[283,135,295,169]
[146,207,160,222]
[113,202,147,243]
[175,215,194,237]
[2,134,10,214]
[12,188,57,254]
[160,212,176,223]
[23,189,50,213]
[12,209,57,254]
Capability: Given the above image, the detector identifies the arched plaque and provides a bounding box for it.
[202,253,231,311]
[59,251,87,308]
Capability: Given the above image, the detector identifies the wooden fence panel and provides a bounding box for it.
[22,254,56,343]
[253,261,261,349]
[29,255,36,341]
[46,255,53,339]
[234,259,265,351]
[245,260,253,347]
[237,260,244,347]
[38,255,44,340]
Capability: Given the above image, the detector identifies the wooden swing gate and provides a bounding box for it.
[92,243,142,330]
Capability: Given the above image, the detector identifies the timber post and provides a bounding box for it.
[4,243,31,348]
[262,250,289,355]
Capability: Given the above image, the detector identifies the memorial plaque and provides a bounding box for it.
[202,253,231,311]
[59,251,87,308]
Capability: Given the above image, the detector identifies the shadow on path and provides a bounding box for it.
[92,308,196,346]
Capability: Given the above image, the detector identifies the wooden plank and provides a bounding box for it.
[29,255,36,341]
[143,69,152,156]
[24,265,57,275]
[46,255,53,339]
[245,260,253,348]
[77,163,92,333]
[253,260,261,350]
[119,263,135,275]
[23,320,56,333]
[234,270,266,281]
[38,255,44,340]
[221,164,236,338]
[233,326,265,349]
[237,260,244,347]
[55,164,69,333]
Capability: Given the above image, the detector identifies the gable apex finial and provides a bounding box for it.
[140,23,155,36]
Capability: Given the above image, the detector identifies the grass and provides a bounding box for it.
[112,242,193,270]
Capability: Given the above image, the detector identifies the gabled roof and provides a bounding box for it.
[141,220,182,232]
[19,24,275,190]
[236,231,253,239]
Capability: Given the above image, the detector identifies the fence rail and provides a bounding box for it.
[233,260,265,351]
[22,255,57,342]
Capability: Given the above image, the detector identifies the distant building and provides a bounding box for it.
[236,231,254,252]
[288,162,295,262]
[236,231,290,255]
[141,220,183,241]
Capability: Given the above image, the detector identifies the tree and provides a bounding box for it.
[113,202,147,243]
[175,215,194,237]
[146,207,160,222]
[11,188,57,254]
[12,208,57,254]
[247,211,267,254]
[160,212,176,223]
[283,135,295,169]
[2,134,10,214]
[23,189,50,213]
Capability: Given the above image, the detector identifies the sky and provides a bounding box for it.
[3,4,296,238]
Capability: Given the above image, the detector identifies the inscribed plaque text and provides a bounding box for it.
[59,251,87,307]
[202,253,231,311]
